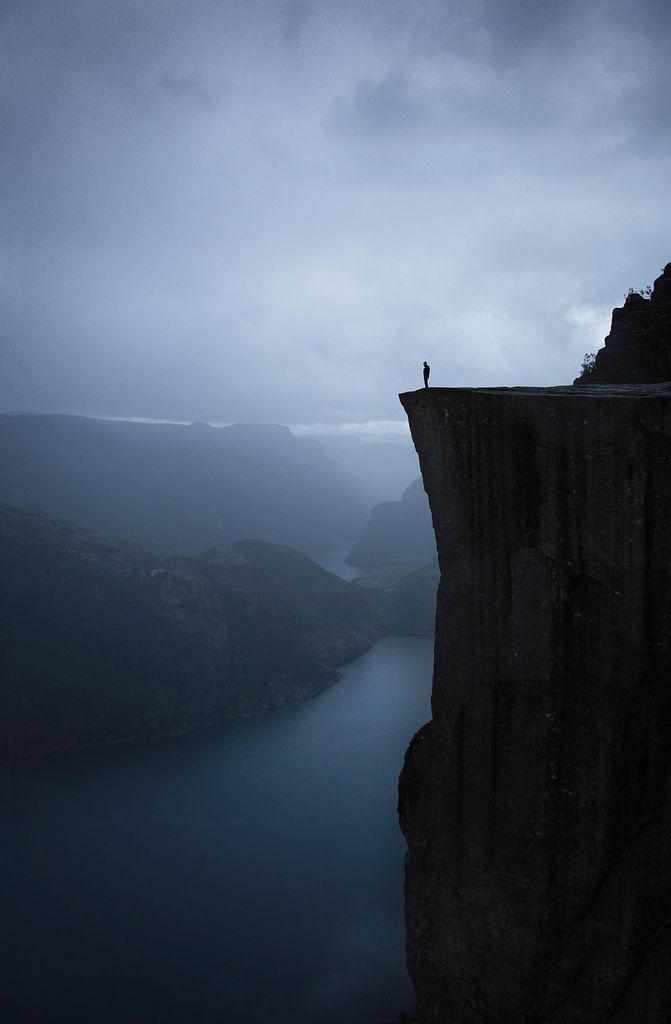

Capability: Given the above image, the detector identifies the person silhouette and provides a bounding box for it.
[423,361,430,388]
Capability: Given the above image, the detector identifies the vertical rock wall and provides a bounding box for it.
[399,384,671,1023]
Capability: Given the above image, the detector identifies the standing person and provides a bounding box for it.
[423,361,430,388]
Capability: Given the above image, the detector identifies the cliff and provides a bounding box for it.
[398,384,671,1022]
[575,263,671,385]
[1,504,381,756]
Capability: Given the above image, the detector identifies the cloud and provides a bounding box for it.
[1,0,670,425]
[326,71,431,138]
[279,0,312,45]
[157,72,229,110]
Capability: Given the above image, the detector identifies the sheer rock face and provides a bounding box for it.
[575,263,671,385]
[398,385,671,1024]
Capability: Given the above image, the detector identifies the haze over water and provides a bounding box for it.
[6,635,433,1023]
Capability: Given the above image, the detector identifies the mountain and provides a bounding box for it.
[346,477,435,569]
[387,558,439,634]
[353,557,439,636]
[188,538,383,706]
[1,503,382,757]
[0,415,366,557]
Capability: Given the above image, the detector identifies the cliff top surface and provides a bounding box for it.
[401,381,671,403]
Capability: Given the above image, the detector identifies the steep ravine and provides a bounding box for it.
[398,384,671,1023]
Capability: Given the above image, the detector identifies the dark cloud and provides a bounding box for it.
[480,0,582,60]
[1,0,670,425]
[157,72,229,110]
[280,0,312,45]
[326,71,430,138]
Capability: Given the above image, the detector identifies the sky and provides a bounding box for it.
[2,0,670,427]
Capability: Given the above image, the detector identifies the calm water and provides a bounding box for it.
[5,635,433,1024]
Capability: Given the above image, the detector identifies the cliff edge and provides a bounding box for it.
[398,383,671,1022]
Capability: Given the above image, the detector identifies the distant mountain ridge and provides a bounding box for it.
[0,414,366,556]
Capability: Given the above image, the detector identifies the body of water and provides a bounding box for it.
[5,635,433,1023]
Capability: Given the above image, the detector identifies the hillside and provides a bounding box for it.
[2,504,382,756]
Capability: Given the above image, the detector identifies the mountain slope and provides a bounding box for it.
[1,504,381,756]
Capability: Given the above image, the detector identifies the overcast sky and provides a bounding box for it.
[2,0,670,426]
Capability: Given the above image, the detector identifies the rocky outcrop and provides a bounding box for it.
[347,477,436,569]
[398,384,671,1023]
[575,263,671,385]
[1,504,381,756]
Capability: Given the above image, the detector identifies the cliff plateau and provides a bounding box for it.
[399,384,671,1023]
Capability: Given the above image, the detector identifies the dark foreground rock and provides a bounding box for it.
[1,504,381,756]
[398,384,671,1023]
